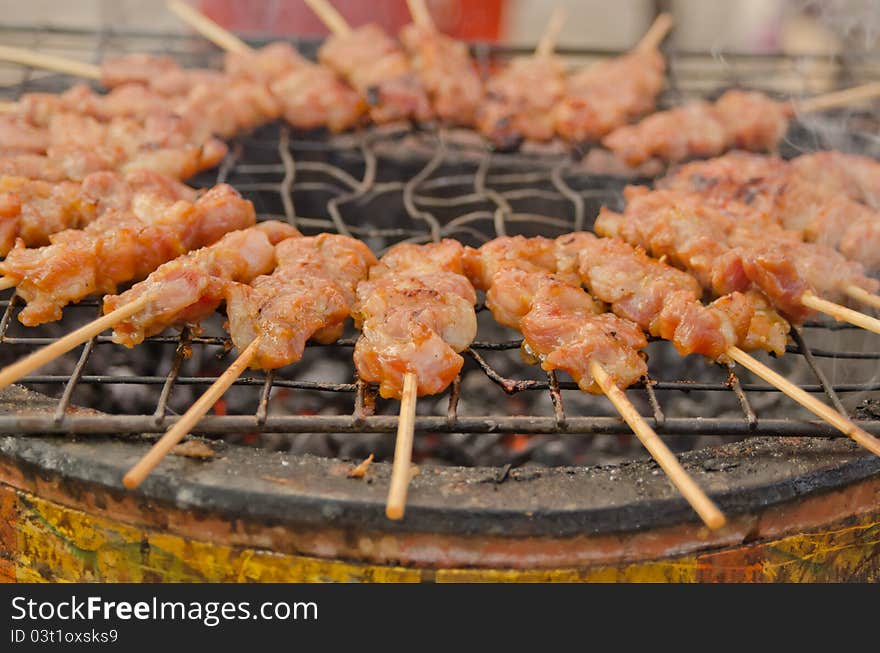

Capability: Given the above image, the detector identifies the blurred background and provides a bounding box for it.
[2,0,880,54]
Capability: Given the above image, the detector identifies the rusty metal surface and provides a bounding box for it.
[3,464,880,581]
[1,386,879,541]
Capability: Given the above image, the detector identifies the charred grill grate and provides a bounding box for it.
[0,25,879,442]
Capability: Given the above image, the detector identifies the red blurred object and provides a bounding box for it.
[199,0,504,41]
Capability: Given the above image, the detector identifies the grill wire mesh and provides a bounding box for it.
[1,25,880,462]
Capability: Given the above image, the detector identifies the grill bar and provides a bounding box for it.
[152,328,191,426]
[2,415,878,437]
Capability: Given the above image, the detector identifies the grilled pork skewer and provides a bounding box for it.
[0,169,196,256]
[659,151,880,274]
[790,150,880,210]
[0,184,255,327]
[105,221,301,347]
[0,202,271,393]
[595,185,880,334]
[556,233,788,358]
[475,8,568,148]
[463,236,725,529]
[122,231,376,489]
[399,0,483,126]
[0,110,229,183]
[305,0,432,125]
[602,83,880,166]
[168,2,366,133]
[353,239,478,519]
[564,231,880,459]
[7,32,362,135]
[555,13,671,143]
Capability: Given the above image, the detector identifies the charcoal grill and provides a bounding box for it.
[1,23,880,582]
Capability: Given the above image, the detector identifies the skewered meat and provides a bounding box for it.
[462,234,558,290]
[555,47,665,142]
[319,24,432,124]
[100,53,226,97]
[0,109,229,182]
[173,78,281,139]
[1,140,227,185]
[232,43,368,133]
[0,169,195,255]
[224,42,304,83]
[0,177,94,255]
[353,240,476,399]
[227,233,377,370]
[399,23,483,125]
[660,151,880,270]
[270,65,366,132]
[100,54,181,89]
[106,221,300,347]
[0,114,49,154]
[0,154,68,182]
[791,151,880,209]
[0,184,255,326]
[594,188,811,321]
[602,90,791,166]
[227,42,365,130]
[476,56,566,148]
[559,232,786,358]
[465,237,647,393]
[595,185,879,323]
[229,233,375,365]
[15,83,180,127]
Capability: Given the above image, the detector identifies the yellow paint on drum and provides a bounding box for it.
[3,486,880,582]
[10,491,420,583]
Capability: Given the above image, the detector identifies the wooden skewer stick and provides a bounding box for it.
[123,337,262,489]
[0,277,15,291]
[0,294,151,391]
[794,81,880,114]
[591,362,725,530]
[303,0,352,38]
[166,0,251,54]
[843,284,880,312]
[406,0,435,30]
[0,101,17,113]
[0,44,101,80]
[801,292,880,335]
[726,346,880,457]
[386,372,418,520]
[636,12,674,51]
[535,7,568,59]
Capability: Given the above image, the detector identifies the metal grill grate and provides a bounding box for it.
[1,25,879,441]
